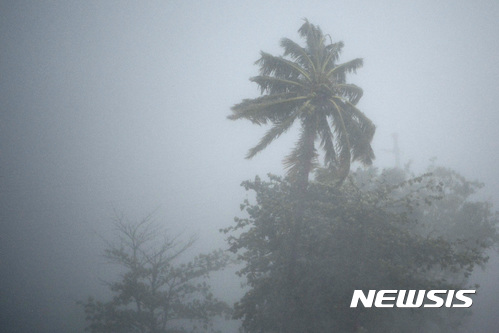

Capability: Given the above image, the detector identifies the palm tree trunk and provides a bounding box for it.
[282,129,315,333]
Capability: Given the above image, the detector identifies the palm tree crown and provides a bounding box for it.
[229,20,375,185]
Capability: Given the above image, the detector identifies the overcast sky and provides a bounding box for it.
[1,1,499,332]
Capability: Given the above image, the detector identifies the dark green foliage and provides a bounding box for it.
[223,166,498,332]
[81,215,231,333]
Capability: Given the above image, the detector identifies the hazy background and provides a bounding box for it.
[1,1,498,332]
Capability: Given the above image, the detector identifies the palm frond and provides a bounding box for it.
[317,113,337,167]
[298,19,324,59]
[343,100,376,138]
[343,101,376,165]
[320,41,344,72]
[246,111,299,159]
[256,52,312,83]
[283,121,319,179]
[326,58,363,78]
[328,98,352,183]
[328,97,375,166]
[280,38,316,73]
[250,75,306,95]
[229,94,308,125]
[335,84,363,105]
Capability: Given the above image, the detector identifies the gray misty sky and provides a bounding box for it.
[1,1,499,332]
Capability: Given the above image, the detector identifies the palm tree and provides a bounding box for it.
[228,19,375,189]
[229,20,377,332]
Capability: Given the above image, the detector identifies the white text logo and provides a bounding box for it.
[350,290,475,308]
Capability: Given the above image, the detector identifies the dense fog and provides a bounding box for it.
[1,1,499,332]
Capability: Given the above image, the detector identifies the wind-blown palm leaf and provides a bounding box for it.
[250,75,307,94]
[298,19,326,65]
[229,19,375,186]
[328,97,353,182]
[317,112,337,167]
[283,120,318,179]
[322,41,344,69]
[229,94,307,125]
[326,58,364,78]
[246,110,299,159]
[256,52,312,82]
[280,38,316,73]
[334,84,363,104]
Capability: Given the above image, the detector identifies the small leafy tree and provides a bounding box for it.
[81,215,231,333]
[223,166,498,332]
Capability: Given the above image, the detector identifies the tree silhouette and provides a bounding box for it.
[228,20,376,331]
[80,215,230,333]
[224,166,498,332]
[228,19,375,188]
